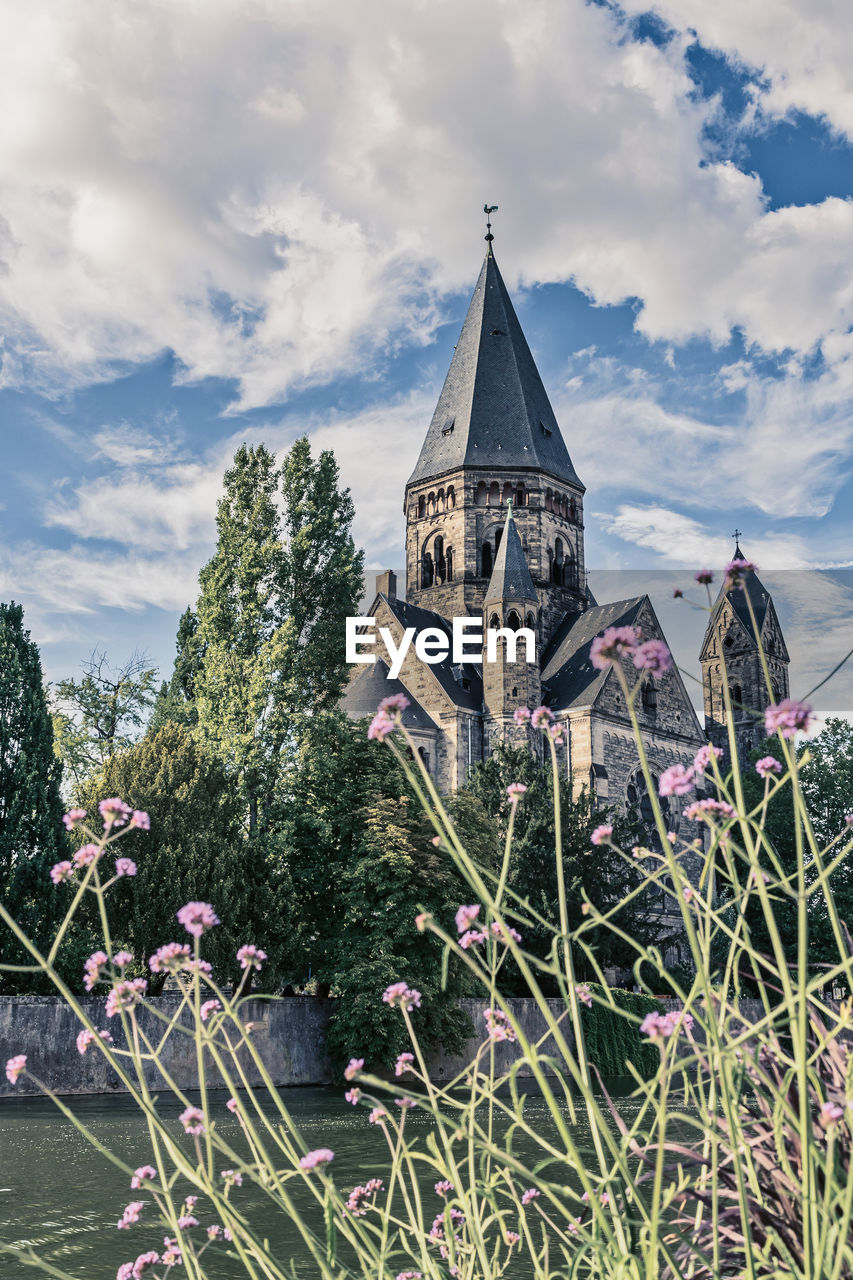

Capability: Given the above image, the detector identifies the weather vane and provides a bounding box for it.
[484,204,498,245]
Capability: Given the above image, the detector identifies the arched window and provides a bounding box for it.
[516,485,525,507]
[552,538,565,586]
[642,678,658,714]
[526,611,536,633]
[428,491,436,516]
[502,481,514,507]
[507,609,521,631]
[562,495,569,518]
[434,536,446,584]
[437,488,445,512]
[446,486,455,509]
[482,542,493,577]
[545,488,553,512]
[422,552,434,588]
[489,481,500,507]
[418,495,426,519]
[475,482,488,507]
[569,497,577,522]
[445,547,453,582]
[489,613,500,631]
[731,683,743,709]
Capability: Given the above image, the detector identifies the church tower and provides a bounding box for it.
[700,541,790,760]
[481,501,541,749]
[404,240,586,647]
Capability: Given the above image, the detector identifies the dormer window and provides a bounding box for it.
[540,420,553,436]
[442,418,455,436]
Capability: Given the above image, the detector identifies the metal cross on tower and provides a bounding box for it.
[484,204,498,247]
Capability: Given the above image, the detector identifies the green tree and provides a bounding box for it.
[73,723,255,991]
[149,609,202,732]
[0,602,67,990]
[465,743,658,990]
[799,718,853,850]
[194,439,363,832]
[52,650,158,789]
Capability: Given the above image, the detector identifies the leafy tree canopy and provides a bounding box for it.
[52,650,158,790]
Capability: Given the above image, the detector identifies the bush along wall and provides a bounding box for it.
[580,985,662,1079]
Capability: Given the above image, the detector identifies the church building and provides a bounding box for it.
[343,237,790,845]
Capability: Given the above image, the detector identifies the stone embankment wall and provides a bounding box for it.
[0,993,778,1099]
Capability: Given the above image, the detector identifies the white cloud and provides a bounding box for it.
[596,503,815,569]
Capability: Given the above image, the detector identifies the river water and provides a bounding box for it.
[0,1084,640,1280]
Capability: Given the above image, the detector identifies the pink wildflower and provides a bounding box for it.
[765,698,814,739]
[522,1188,540,1205]
[84,951,109,992]
[491,920,522,944]
[819,1100,844,1129]
[673,588,683,598]
[161,1237,183,1265]
[177,1215,199,1230]
[63,808,86,831]
[659,763,694,797]
[200,999,221,1022]
[73,843,100,869]
[683,887,695,903]
[344,1087,361,1104]
[117,1201,144,1230]
[513,706,531,725]
[50,860,75,885]
[845,813,853,826]
[179,1105,206,1136]
[755,756,782,779]
[300,1147,334,1170]
[395,1096,415,1108]
[590,824,612,846]
[5,1054,26,1085]
[99,798,131,828]
[724,558,758,590]
[633,639,672,674]
[549,722,564,742]
[530,704,554,728]
[77,1028,113,1055]
[693,744,723,774]
[112,951,133,969]
[236,944,267,971]
[395,1272,423,1280]
[176,901,220,938]
[221,1168,243,1186]
[506,782,527,801]
[506,1231,520,1245]
[115,858,137,878]
[130,1166,156,1190]
[226,1097,239,1113]
[640,1008,693,1041]
[694,570,714,585]
[382,982,421,1011]
[590,625,640,670]
[368,1107,387,1125]
[129,811,150,831]
[459,929,486,948]
[149,942,191,974]
[367,693,409,742]
[344,1057,364,1081]
[131,1253,160,1279]
[575,983,593,1007]
[415,911,431,930]
[435,1179,454,1195]
[347,1181,383,1216]
[683,798,736,822]
[485,1008,517,1042]
[106,979,147,1017]
[455,904,480,934]
[206,1225,221,1239]
[395,1052,415,1077]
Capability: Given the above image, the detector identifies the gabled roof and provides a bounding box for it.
[407,252,584,489]
[340,659,439,731]
[541,597,645,711]
[484,505,537,605]
[702,545,774,650]
[377,594,484,711]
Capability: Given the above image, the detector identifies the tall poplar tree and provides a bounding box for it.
[0,602,66,984]
[193,439,364,831]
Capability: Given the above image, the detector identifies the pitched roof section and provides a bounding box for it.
[377,594,484,711]
[407,253,584,489]
[703,546,773,647]
[340,659,439,731]
[484,506,537,605]
[541,597,645,711]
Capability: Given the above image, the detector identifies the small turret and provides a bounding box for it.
[481,501,541,751]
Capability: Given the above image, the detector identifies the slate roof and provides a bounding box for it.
[484,506,537,604]
[377,594,484,711]
[541,597,645,712]
[407,252,584,489]
[704,543,772,644]
[340,659,439,731]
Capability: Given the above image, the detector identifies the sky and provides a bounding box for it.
[0,0,851,718]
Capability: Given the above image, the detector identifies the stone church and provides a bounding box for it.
[343,242,790,842]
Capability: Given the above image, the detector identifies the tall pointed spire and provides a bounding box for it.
[407,252,583,488]
[484,502,537,605]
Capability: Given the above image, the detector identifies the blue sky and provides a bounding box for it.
[0,0,851,718]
